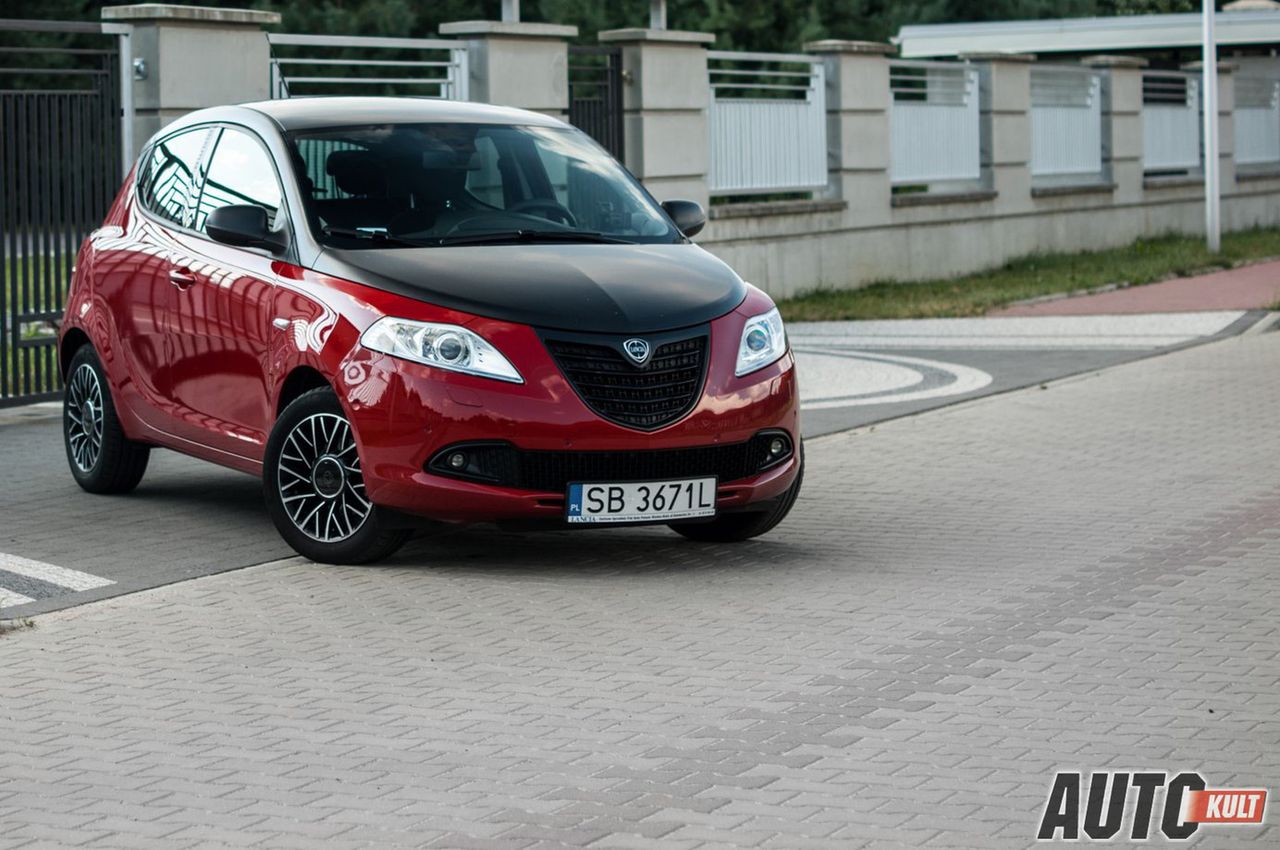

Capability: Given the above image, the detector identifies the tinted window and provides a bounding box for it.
[194,128,283,232]
[286,123,678,247]
[138,128,211,227]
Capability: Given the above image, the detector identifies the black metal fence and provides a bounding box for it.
[568,45,624,163]
[0,20,122,407]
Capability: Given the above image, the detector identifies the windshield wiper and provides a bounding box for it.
[432,229,635,247]
[321,226,430,248]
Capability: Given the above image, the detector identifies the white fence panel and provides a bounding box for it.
[1030,67,1103,178]
[707,51,827,196]
[1235,75,1280,166]
[267,33,469,101]
[889,61,980,185]
[1142,72,1200,172]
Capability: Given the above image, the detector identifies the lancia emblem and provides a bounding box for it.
[622,338,651,365]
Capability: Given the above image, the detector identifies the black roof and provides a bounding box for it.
[241,96,565,131]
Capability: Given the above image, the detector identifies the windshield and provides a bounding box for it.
[286,123,681,248]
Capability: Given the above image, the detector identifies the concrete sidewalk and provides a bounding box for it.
[1,332,1277,848]
[994,258,1280,316]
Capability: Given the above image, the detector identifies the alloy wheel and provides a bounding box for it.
[277,412,372,542]
[66,363,104,472]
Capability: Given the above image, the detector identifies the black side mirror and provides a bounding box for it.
[661,199,706,238]
[206,204,287,253]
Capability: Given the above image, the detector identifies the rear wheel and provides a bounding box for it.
[63,344,150,494]
[263,387,411,564]
[669,451,803,543]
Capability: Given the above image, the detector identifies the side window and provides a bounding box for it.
[138,128,211,227]
[464,135,505,208]
[535,146,570,208]
[194,128,283,233]
[294,137,367,200]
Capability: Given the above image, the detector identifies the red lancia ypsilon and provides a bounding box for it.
[59,97,801,563]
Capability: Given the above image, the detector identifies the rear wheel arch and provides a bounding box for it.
[60,328,92,378]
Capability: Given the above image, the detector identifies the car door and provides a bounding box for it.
[102,126,214,433]
[163,126,286,460]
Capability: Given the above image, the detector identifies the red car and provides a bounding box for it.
[59,98,801,563]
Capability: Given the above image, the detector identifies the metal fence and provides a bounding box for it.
[568,45,624,161]
[1030,66,1103,179]
[1,20,124,407]
[706,50,827,197]
[1142,71,1201,173]
[1235,74,1280,168]
[267,33,468,101]
[889,60,981,186]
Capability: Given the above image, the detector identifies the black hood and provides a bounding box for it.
[314,243,747,334]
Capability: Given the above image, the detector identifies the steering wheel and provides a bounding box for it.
[505,199,577,228]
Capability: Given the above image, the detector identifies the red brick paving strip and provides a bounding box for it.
[993,258,1280,316]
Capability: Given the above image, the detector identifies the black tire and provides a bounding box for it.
[63,344,150,494]
[263,387,411,565]
[670,450,804,543]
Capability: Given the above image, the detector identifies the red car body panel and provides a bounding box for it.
[60,117,801,527]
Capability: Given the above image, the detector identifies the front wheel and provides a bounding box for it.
[263,387,411,564]
[669,452,804,543]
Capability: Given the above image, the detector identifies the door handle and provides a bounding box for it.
[168,268,197,289]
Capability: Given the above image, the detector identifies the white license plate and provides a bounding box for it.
[566,478,717,524]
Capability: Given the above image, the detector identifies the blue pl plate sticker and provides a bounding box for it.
[568,483,584,519]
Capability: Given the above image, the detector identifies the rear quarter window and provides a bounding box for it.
[137,128,212,227]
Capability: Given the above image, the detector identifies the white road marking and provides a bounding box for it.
[0,588,35,608]
[0,553,115,592]
[789,312,1247,350]
[796,350,994,409]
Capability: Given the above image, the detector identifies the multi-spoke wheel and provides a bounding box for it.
[62,344,150,494]
[277,412,372,543]
[66,362,104,473]
[264,387,411,564]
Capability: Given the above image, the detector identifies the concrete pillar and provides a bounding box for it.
[597,28,715,207]
[438,21,577,118]
[1084,56,1147,204]
[803,40,894,227]
[101,4,280,157]
[1184,59,1237,190]
[964,53,1034,211]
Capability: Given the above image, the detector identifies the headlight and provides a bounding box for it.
[735,307,787,377]
[360,317,523,384]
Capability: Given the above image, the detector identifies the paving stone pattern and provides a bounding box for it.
[1,333,1277,848]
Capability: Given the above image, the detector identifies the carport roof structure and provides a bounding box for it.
[894,8,1280,58]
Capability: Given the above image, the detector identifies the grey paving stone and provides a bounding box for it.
[1,333,1279,847]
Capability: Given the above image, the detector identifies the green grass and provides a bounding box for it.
[777,229,1280,322]
[3,254,70,401]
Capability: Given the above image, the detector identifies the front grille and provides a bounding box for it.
[544,333,708,430]
[427,432,792,493]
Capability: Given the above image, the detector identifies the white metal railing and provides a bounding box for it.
[706,50,827,196]
[1235,75,1280,167]
[889,60,980,185]
[267,33,469,101]
[1030,66,1103,179]
[1142,71,1200,172]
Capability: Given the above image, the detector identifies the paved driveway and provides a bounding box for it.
[1,331,1276,848]
[1,311,1270,616]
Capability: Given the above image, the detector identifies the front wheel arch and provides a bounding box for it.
[275,365,331,419]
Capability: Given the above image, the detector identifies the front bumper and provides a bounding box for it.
[339,317,800,524]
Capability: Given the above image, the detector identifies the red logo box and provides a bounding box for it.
[1185,789,1267,824]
